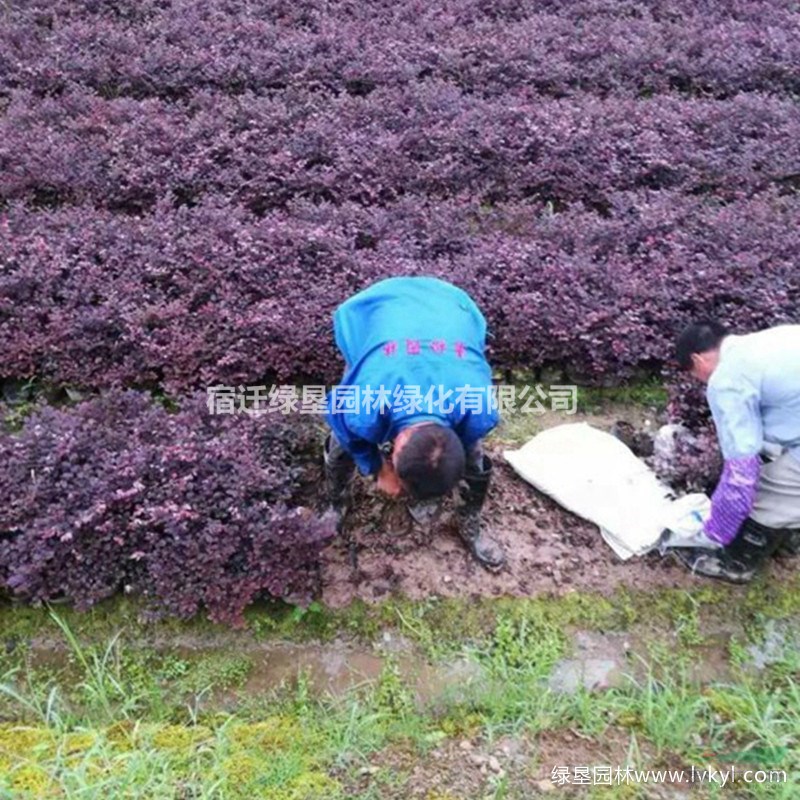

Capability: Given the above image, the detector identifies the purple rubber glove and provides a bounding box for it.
[704,455,761,545]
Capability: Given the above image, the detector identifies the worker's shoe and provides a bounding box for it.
[778,529,800,556]
[323,434,355,534]
[457,454,506,571]
[675,548,757,584]
[674,518,786,584]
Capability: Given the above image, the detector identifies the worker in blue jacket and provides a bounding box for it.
[324,276,505,570]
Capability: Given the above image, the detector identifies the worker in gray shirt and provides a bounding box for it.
[674,320,800,582]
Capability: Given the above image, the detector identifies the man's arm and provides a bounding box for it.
[326,403,387,477]
[704,455,761,545]
[705,376,763,545]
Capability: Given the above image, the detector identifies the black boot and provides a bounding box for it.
[674,518,787,584]
[457,454,506,571]
[778,529,800,556]
[323,434,355,535]
[323,433,359,569]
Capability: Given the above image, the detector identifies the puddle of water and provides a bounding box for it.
[547,629,737,693]
[547,621,798,696]
[23,635,487,709]
[747,619,794,671]
[245,644,384,696]
[549,657,621,693]
[241,642,487,706]
[549,631,633,693]
[23,618,789,712]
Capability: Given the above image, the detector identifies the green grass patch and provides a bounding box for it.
[2,608,799,798]
[3,577,800,668]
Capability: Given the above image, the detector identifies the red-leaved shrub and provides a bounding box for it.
[0,392,334,625]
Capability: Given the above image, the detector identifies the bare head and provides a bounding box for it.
[392,423,466,500]
[675,319,728,383]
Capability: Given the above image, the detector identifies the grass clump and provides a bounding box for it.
[1,595,800,798]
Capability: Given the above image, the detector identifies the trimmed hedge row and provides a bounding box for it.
[3,88,800,213]
[2,191,799,391]
[0,392,334,624]
[2,0,800,99]
[2,0,799,577]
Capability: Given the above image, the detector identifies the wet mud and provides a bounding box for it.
[317,445,797,608]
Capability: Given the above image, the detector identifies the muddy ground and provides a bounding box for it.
[340,730,695,800]
[317,410,795,608]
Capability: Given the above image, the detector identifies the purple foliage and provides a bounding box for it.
[650,371,726,493]
[2,0,800,98]
[650,422,723,494]
[0,392,335,624]
[2,0,800,556]
[2,89,800,211]
[2,192,799,391]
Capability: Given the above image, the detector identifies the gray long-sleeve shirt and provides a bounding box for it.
[707,325,800,463]
[703,325,800,543]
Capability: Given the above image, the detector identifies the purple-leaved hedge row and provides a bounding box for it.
[3,88,800,212]
[2,0,800,99]
[0,391,335,624]
[2,0,799,511]
[2,191,799,392]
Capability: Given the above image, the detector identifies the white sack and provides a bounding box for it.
[504,422,718,560]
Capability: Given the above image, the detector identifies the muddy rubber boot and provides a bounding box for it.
[674,518,786,584]
[778,529,800,556]
[457,455,506,572]
[323,434,359,569]
[323,434,355,535]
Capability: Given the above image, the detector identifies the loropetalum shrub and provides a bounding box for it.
[647,371,724,492]
[650,421,724,495]
[661,428,723,494]
[2,191,799,392]
[0,392,335,625]
[3,88,800,212]
[2,0,800,98]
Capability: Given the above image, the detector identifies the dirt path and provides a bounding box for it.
[317,412,795,607]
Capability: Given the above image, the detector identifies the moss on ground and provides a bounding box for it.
[2,575,800,670]
[0,719,342,799]
[2,578,800,797]
[2,638,798,798]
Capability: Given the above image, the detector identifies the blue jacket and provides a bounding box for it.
[326,276,500,475]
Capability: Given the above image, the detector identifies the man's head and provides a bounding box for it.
[675,319,728,382]
[392,423,466,500]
